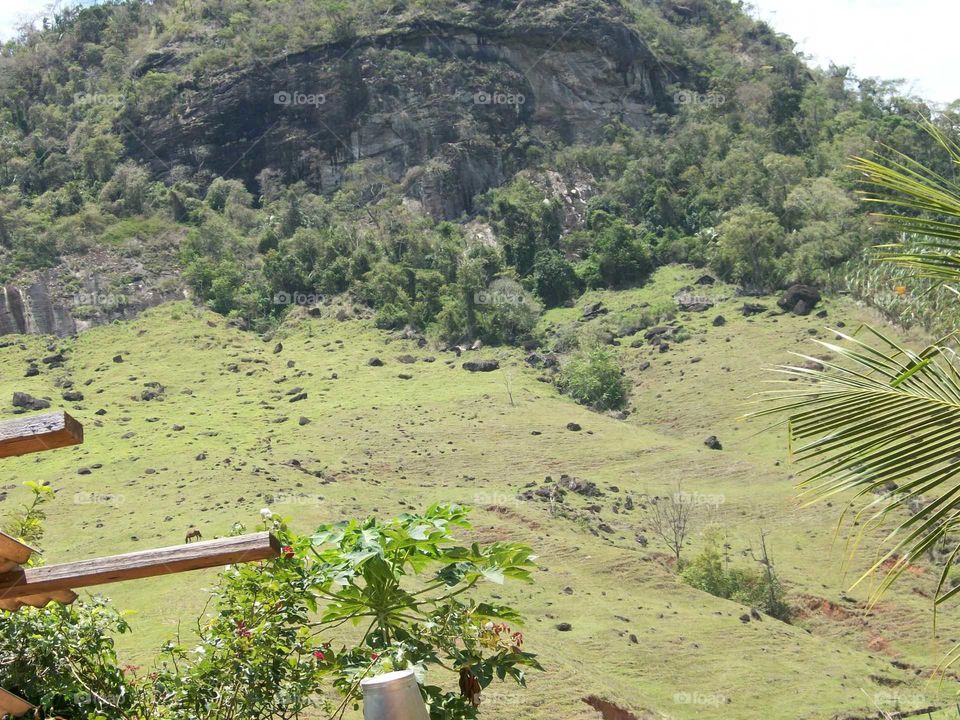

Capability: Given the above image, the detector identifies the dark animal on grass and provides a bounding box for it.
[185,529,203,543]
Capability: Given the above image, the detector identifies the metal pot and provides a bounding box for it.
[361,669,430,720]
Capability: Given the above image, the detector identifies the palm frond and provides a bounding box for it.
[849,119,960,284]
[748,327,960,608]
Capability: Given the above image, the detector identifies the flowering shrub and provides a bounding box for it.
[0,498,540,719]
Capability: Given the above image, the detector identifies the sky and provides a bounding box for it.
[0,0,956,105]
[751,0,957,105]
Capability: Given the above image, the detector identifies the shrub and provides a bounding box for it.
[531,249,578,307]
[681,531,791,622]
[587,219,655,288]
[558,347,629,410]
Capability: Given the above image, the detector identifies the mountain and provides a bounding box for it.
[0,0,947,338]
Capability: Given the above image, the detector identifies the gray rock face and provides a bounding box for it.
[133,16,672,220]
[0,250,186,338]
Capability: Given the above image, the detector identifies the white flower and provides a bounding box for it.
[260,508,273,520]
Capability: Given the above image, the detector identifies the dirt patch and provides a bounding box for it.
[483,504,542,530]
[879,556,925,575]
[794,595,857,621]
[866,635,891,653]
[582,696,645,720]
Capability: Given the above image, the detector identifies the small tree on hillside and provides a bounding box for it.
[649,489,694,564]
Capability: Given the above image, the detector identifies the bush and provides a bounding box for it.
[586,219,655,288]
[531,249,579,307]
[681,531,791,622]
[558,347,629,410]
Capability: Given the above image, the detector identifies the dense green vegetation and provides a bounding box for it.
[1,496,539,719]
[0,0,956,342]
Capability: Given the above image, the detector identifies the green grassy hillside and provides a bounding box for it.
[0,268,952,719]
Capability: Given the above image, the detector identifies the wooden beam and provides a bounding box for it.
[0,411,83,459]
[0,688,33,717]
[0,532,34,567]
[0,533,281,599]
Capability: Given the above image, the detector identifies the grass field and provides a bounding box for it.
[0,266,955,719]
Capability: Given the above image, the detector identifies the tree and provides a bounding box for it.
[531,249,578,307]
[649,489,694,564]
[557,347,629,410]
[712,204,786,290]
[750,121,960,618]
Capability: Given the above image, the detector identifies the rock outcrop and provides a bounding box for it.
[132,11,675,220]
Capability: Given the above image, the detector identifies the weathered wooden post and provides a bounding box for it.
[361,670,431,720]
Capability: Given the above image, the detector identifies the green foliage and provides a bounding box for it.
[581,217,654,289]
[681,531,791,622]
[0,504,540,720]
[712,205,786,290]
[557,347,629,411]
[531,249,578,308]
[484,178,562,277]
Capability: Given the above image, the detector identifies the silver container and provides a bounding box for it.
[361,669,430,720]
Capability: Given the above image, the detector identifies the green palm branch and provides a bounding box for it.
[752,119,960,624]
[850,119,960,285]
[750,327,960,610]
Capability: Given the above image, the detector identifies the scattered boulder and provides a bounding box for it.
[566,422,582,432]
[677,297,714,312]
[112,354,124,363]
[582,302,607,319]
[12,392,50,411]
[24,366,39,377]
[695,274,716,286]
[62,391,84,402]
[273,342,283,354]
[368,357,385,367]
[397,355,417,364]
[463,360,499,372]
[558,475,602,497]
[704,435,723,450]
[289,392,308,402]
[750,607,762,621]
[741,303,766,317]
[778,284,821,316]
[556,622,573,632]
[398,373,413,380]
[298,416,311,426]
[712,315,726,327]
[739,613,751,623]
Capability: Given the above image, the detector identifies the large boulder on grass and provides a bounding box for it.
[778,285,821,315]
[463,359,499,372]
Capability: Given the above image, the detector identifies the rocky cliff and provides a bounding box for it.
[0,248,186,338]
[133,10,676,220]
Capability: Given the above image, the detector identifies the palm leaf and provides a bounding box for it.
[749,327,960,610]
[849,118,960,284]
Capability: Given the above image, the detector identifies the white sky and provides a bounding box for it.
[751,0,957,105]
[1,0,956,105]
